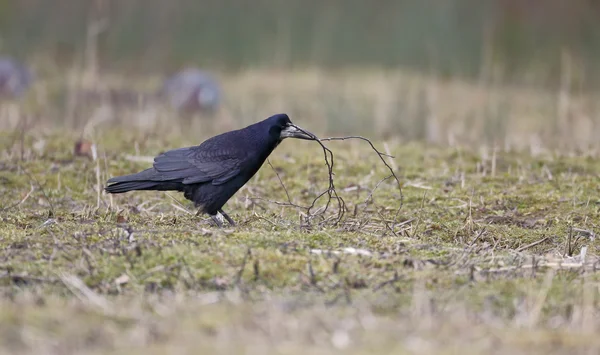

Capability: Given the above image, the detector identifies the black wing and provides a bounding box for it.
[153,144,244,185]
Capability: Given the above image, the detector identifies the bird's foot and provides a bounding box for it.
[218,209,236,226]
[210,214,224,228]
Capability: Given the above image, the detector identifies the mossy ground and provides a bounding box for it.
[2,123,600,354]
[0,68,599,354]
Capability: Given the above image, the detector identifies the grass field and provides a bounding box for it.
[1,70,600,354]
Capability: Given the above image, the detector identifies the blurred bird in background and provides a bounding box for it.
[0,57,33,99]
[158,68,221,114]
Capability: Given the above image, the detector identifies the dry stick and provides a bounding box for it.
[4,116,32,159]
[364,175,394,205]
[267,159,295,205]
[20,165,55,216]
[235,248,252,286]
[307,138,345,225]
[319,136,403,228]
[262,129,401,228]
[249,160,312,216]
[0,184,35,212]
[267,125,346,226]
[362,175,397,233]
[516,236,551,253]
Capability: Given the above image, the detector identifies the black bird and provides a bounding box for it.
[105,113,315,227]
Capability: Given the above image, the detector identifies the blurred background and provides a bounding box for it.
[1,0,600,151]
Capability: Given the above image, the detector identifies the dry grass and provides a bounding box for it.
[6,67,600,152]
[1,69,600,354]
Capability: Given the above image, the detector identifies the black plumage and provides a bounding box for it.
[105,113,314,226]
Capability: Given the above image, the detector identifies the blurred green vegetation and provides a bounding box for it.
[1,0,600,87]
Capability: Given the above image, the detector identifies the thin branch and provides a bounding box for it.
[259,131,402,229]
[292,126,346,226]
[0,184,35,212]
[516,236,551,253]
[319,135,403,228]
[267,159,294,205]
[20,165,55,216]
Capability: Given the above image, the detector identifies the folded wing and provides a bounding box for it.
[153,145,243,185]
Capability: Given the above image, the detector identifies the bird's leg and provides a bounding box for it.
[197,207,225,228]
[210,214,224,228]
[218,209,236,226]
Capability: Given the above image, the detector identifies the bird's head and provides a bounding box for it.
[266,113,315,141]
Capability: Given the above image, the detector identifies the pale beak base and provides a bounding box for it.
[280,124,316,140]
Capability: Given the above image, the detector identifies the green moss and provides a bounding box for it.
[1,128,600,353]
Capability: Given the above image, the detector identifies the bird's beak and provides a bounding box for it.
[280,123,316,140]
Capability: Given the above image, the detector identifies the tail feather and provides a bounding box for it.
[105,180,159,194]
[105,168,187,194]
[105,168,161,194]
[107,168,157,184]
